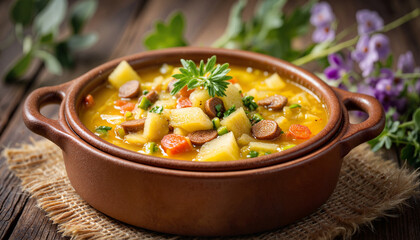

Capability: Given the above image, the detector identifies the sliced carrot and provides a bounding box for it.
[288,124,311,139]
[115,100,128,107]
[120,102,135,113]
[176,97,192,109]
[178,86,194,97]
[227,77,238,84]
[84,94,95,108]
[161,134,193,155]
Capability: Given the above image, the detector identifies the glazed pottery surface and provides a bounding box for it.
[23,47,385,236]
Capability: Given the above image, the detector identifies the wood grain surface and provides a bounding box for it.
[0,0,419,239]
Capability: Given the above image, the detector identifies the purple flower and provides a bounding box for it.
[397,51,415,73]
[310,2,335,27]
[414,80,420,94]
[356,10,384,35]
[324,53,353,80]
[352,34,390,77]
[312,25,335,43]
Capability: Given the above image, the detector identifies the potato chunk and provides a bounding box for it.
[143,113,169,141]
[108,61,141,88]
[195,132,239,161]
[264,73,285,90]
[169,107,213,132]
[249,142,279,153]
[237,134,255,146]
[221,84,243,109]
[189,89,211,110]
[124,132,148,145]
[220,107,251,138]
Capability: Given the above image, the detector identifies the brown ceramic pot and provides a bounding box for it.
[23,47,385,236]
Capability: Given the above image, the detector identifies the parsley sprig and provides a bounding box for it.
[170,56,232,97]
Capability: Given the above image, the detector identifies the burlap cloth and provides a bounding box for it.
[3,140,419,240]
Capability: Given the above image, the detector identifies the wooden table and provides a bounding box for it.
[1,0,419,239]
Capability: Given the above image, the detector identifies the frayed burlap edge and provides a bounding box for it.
[3,140,419,240]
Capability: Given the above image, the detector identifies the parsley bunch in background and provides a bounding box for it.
[4,0,98,82]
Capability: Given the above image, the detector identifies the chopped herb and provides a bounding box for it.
[251,113,264,124]
[289,104,301,109]
[242,95,258,111]
[142,90,149,95]
[145,142,159,154]
[150,105,164,114]
[224,105,236,117]
[217,126,229,135]
[212,117,221,130]
[170,55,232,97]
[215,103,223,117]
[95,126,112,137]
[138,97,152,110]
[247,150,259,158]
[264,152,271,155]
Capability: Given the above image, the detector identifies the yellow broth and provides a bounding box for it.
[79,64,328,161]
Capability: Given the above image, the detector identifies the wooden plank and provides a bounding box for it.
[0,1,143,239]
[0,185,29,240]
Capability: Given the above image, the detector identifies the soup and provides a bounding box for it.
[79,57,328,161]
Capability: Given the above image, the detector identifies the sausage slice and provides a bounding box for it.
[167,79,177,94]
[187,129,218,145]
[252,120,282,140]
[257,95,288,110]
[120,118,145,133]
[204,97,225,118]
[145,90,159,103]
[119,80,140,98]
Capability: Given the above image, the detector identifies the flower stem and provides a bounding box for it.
[292,8,420,66]
[398,121,414,128]
[395,72,420,79]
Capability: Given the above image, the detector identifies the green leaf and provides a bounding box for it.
[212,0,247,48]
[371,137,386,152]
[66,33,98,50]
[55,42,75,68]
[34,0,67,36]
[70,0,98,34]
[143,12,187,50]
[255,0,286,41]
[289,104,301,109]
[400,144,415,161]
[10,0,35,26]
[4,51,33,83]
[413,109,420,129]
[34,50,62,75]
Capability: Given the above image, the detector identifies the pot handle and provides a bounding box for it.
[333,87,386,157]
[23,81,74,149]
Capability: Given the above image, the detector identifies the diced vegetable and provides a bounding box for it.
[108,61,141,88]
[288,124,311,139]
[275,116,291,131]
[264,73,285,90]
[242,95,258,111]
[251,113,263,124]
[144,142,159,154]
[220,107,251,138]
[224,105,236,117]
[115,100,128,107]
[139,97,152,110]
[212,117,221,129]
[282,144,296,150]
[143,112,169,141]
[124,132,148,145]
[124,111,133,119]
[84,94,95,108]
[173,127,189,136]
[195,132,239,161]
[116,126,125,138]
[217,126,228,136]
[176,97,192,108]
[237,134,255,146]
[249,142,279,153]
[289,103,301,109]
[247,150,259,158]
[161,134,193,155]
[189,89,211,110]
[221,84,243,109]
[120,102,135,113]
[169,107,213,132]
[153,99,177,109]
[142,90,149,95]
[150,105,164,114]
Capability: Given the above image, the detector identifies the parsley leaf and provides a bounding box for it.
[150,105,164,114]
[242,95,258,111]
[95,126,112,137]
[224,105,236,117]
[171,55,232,97]
[144,12,187,50]
[289,103,301,109]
